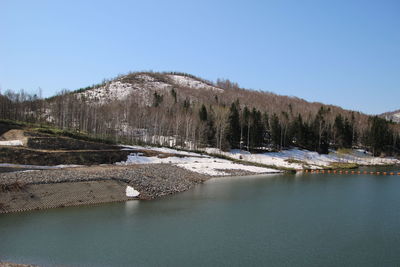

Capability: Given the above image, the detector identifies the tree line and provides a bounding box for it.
[1,73,399,157]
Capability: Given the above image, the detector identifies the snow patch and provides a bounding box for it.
[126,186,140,197]
[203,148,400,170]
[119,145,399,174]
[117,152,281,176]
[77,74,173,105]
[0,140,23,146]
[77,81,136,103]
[76,73,224,105]
[167,75,224,92]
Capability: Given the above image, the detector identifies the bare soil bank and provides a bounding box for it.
[0,180,131,213]
[0,127,132,166]
[0,164,208,214]
[0,147,132,166]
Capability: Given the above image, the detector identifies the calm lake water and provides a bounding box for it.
[1,167,400,267]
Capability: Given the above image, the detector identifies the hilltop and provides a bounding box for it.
[75,72,223,104]
[72,71,366,123]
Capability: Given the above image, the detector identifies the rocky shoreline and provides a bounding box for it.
[0,262,37,267]
[0,164,208,195]
[0,164,266,214]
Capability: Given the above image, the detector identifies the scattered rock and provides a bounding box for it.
[0,164,208,200]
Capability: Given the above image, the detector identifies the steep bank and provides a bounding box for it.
[0,164,208,214]
[0,127,132,166]
[0,146,132,165]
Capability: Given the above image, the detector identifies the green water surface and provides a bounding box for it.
[1,168,400,266]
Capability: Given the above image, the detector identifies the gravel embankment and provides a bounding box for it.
[0,164,209,199]
[0,263,37,267]
[0,164,268,214]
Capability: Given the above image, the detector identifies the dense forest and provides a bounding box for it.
[1,72,399,156]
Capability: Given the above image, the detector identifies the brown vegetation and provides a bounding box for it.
[0,182,26,192]
[0,72,398,155]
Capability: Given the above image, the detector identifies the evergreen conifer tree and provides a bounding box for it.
[227,102,241,148]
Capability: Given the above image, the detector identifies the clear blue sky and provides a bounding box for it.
[1,0,399,114]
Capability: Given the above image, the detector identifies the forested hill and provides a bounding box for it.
[1,71,399,156]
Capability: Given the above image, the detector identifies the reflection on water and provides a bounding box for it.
[124,200,139,215]
[1,168,400,267]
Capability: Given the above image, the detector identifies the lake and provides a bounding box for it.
[1,167,400,266]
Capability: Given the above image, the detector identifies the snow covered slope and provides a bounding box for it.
[77,73,223,104]
[381,109,400,123]
[167,74,223,92]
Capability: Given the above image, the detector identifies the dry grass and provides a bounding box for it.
[285,158,307,165]
[337,148,353,155]
[328,162,358,169]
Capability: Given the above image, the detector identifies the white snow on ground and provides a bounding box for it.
[78,81,135,103]
[177,161,280,176]
[394,113,400,120]
[77,74,172,105]
[0,140,23,146]
[118,145,399,174]
[117,153,281,176]
[78,73,224,105]
[167,75,224,92]
[126,186,140,197]
[205,148,400,170]
[384,111,400,123]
